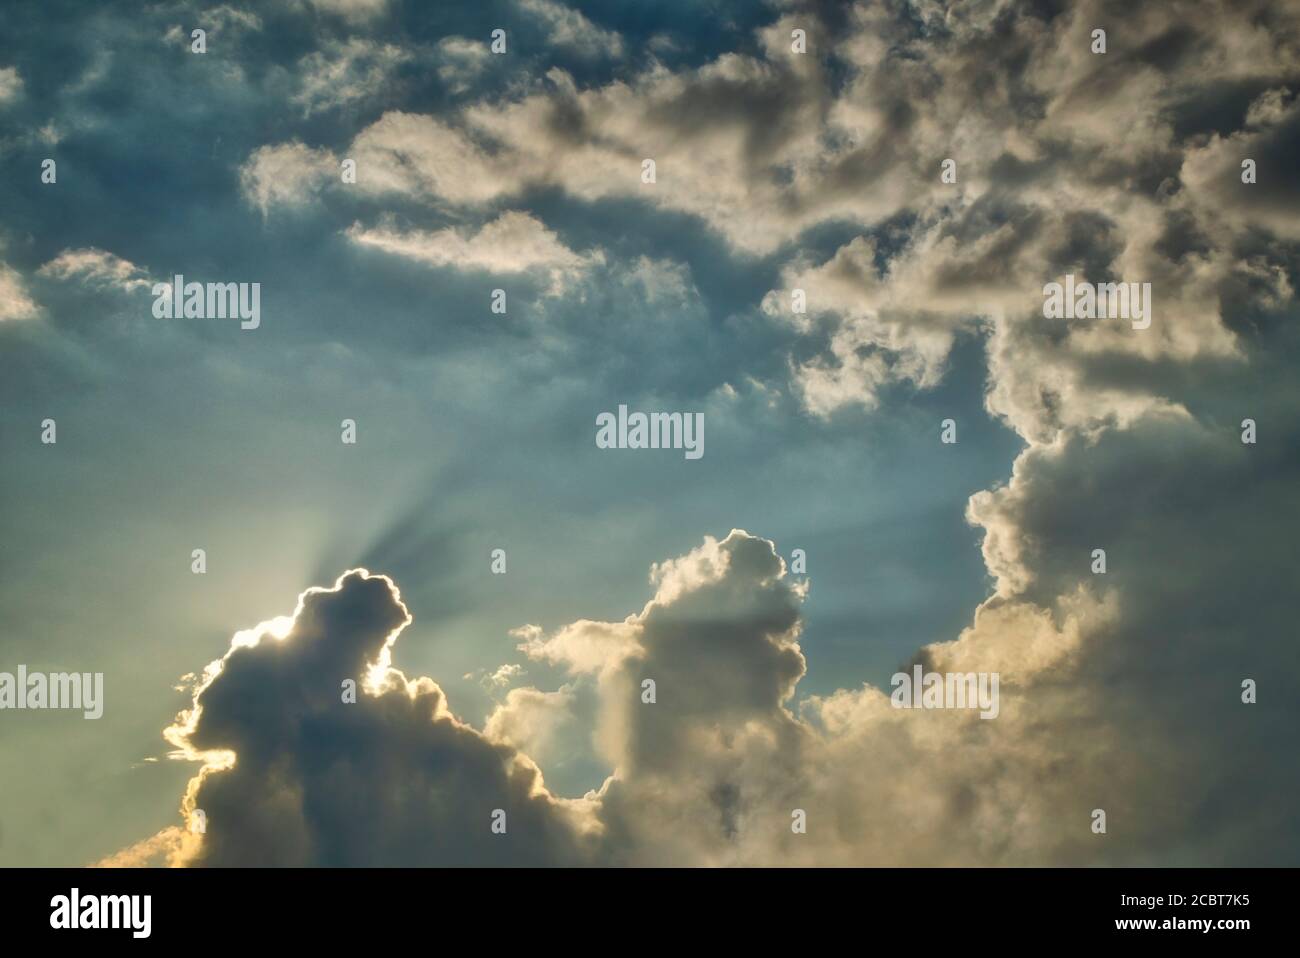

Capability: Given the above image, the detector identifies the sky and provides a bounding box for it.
[0,0,1297,867]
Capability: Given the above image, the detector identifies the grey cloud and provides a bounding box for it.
[0,261,38,320]
[165,570,596,866]
[115,487,1298,866]
[37,247,154,292]
[0,65,22,104]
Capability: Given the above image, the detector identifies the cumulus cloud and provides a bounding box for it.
[124,498,1297,867]
[1180,85,1300,241]
[436,37,490,95]
[304,0,388,22]
[242,46,848,251]
[164,6,260,45]
[622,256,694,304]
[345,210,602,292]
[0,66,22,105]
[38,248,154,292]
[714,1,1300,434]
[0,262,37,320]
[239,0,1300,432]
[292,38,411,116]
[239,141,339,214]
[158,570,597,866]
[205,5,262,34]
[347,111,504,204]
[469,662,527,690]
[484,685,579,764]
[517,0,624,59]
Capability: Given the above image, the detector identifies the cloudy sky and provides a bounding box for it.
[1,0,1297,867]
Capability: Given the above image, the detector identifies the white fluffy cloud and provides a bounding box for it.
[346,210,603,292]
[0,262,37,321]
[436,37,490,95]
[484,684,579,764]
[242,0,1298,441]
[755,1,1300,429]
[304,0,388,22]
[118,474,1298,867]
[239,141,339,214]
[38,247,154,292]
[517,0,624,59]
[292,38,412,116]
[0,66,22,105]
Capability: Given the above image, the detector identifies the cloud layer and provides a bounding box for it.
[133,505,1295,866]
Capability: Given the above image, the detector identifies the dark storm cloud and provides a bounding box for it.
[147,500,1297,866]
[152,534,815,866]
[167,570,593,866]
[962,408,1300,864]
